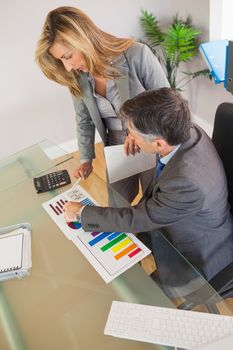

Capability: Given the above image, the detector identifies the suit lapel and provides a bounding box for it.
[115,53,130,105]
[116,71,130,105]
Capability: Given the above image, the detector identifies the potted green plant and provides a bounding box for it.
[140,10,211,90]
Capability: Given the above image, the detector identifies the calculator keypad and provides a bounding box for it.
[44,171,68,189]
[34,170,71,193]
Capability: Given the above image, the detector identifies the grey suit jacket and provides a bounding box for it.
[81,125,233,280]
[72,43,169,161]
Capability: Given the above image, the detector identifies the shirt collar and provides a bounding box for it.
[160,144,181,165]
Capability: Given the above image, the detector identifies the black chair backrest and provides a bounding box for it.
[212,103,233,214]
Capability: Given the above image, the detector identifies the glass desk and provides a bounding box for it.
[0,140,72,193]
[0,141,232,350]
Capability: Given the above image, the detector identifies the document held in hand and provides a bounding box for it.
[104,144,156,183]
[0,223,32,281]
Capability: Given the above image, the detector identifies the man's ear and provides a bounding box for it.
[152,138,167,152]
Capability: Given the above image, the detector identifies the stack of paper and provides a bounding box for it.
[0,223,32,281]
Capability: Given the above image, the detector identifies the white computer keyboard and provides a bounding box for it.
[104,301,233,350]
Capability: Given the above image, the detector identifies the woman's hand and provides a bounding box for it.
[124,134,141,156]
[64,201,84,222]
[73,161,93,179]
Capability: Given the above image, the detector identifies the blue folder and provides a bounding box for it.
[199,40,228,84]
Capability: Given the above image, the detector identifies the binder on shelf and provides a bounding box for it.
[226,40,233,93]
[0,223,32,281]
[199,40,228,84]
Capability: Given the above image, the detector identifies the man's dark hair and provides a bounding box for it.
[120,88,192,145]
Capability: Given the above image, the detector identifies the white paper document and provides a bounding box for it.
[42,187,150,283]
[0,234,23,272]
[0,225,32,281]
[104,145,156,183]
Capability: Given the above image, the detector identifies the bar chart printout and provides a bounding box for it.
[42,186,151,282]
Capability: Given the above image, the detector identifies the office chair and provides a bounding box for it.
[209,102,233,299]
[212,103,233,215]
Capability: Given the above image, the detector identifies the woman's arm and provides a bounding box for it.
[72,95,96,162]
[72,96,95,179]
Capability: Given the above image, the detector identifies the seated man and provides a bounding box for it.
[65,87,233,281]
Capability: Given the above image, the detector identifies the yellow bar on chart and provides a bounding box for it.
[111,237,132,253]
[115,243,138,260]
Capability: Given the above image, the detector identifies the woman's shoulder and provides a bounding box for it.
[125,42,145,57]
[124,42,153,63]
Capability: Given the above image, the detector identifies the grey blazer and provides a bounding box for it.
[72,43,169,161]
[81,125,233,280]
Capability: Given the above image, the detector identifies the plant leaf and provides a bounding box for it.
[181,69,212,80]
[140,9,164,47]
[162,22,201,64]
[139,10,209,89]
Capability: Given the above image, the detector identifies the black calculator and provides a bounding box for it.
[33,169,71,193]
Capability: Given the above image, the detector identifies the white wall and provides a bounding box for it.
[171,0,233,135]
[0,0,172,160]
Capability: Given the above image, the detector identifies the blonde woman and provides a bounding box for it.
[35,6,169,203]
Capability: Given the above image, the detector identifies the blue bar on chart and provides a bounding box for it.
[88,232,113,246]
[107,232,123,241]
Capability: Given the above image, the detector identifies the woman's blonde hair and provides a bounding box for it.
[35,6,135,97]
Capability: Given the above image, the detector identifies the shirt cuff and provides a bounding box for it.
[80,159,92,164]
[77,206,85,222]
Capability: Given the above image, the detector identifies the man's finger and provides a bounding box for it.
[124,140,129,156]
[129,140,136,155]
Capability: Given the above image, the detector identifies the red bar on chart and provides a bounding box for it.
[55,205,63,214]
[128,247,141,258]
[49,204,60,216]
[57,201,64,209]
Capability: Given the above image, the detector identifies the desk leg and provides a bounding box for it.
[0,286,27,350]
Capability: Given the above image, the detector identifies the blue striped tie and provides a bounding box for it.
[156,159,165,177]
